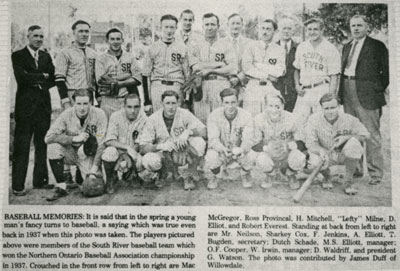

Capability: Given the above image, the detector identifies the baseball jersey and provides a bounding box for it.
[253,111,299,145]
[221,36,253,73]
[138,107,205,145]
[54,44,97,90]
[192,37,238,76]
[142,40,195,84]
[242,40,286,79]
[306,111,369,150]
[207,107,254,153]
[105,109,147,148]
[95,50,142,95]
[293,39,341,85]
[175,30,203,49]
[45,106,108,146]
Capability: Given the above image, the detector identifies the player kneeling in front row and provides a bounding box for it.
[138,90,206,190]
[45,89,107,201]
[101,94,147,194]
[305,93,370,195]
[251,92,302,190]
[205,88,254,189]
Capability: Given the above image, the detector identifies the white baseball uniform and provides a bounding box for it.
[242,41,286,116]
[102,109,147,165]
[292,39,341,130]
[205,107,254,175]
[55,44,97,103]
[95,50,142,118]
[142,40,195,112]
[45,107,108,178]
[192,38,238,123]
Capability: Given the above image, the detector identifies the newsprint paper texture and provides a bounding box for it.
[1,0,400,270]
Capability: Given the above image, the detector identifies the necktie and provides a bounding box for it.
[183,34,189,44]
[284,41,289,55]
[345,40,359,69]
[34,50,39,69]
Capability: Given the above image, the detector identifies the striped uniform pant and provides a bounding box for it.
[150,80,182,112]
[100,96,125,119]
[193,79,230,123]
[243,79,280,116]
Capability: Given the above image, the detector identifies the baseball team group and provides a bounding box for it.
[11,9,388,202]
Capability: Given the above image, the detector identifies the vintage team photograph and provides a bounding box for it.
[8,0,392,206]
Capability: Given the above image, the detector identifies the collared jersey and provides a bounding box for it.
[142,40,194,84]
[45,106,107,145]
[242,40,286,79]
[105,109,147,148]
[306,111,370,150]
[138,107,205,145]
[220,35,253,72]
[207,107,254,152]
[55,44,97,90]
[293,39,341,85]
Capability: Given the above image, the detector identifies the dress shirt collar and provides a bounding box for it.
[27,45,39,58]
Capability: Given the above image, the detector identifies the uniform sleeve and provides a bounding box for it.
[207,113,224,151]
[130,56,142,84]
[44,112,71,145]
[105,113,119,142]
[292,43,302,70]
[182,49,191,79]
[350,116,370,139]
[268,46,286,78]
[95,54,107,83]
[185,110,206,132]
[141,47,153,77]
[305,116,320,150]
[326,44,341,75]
[138,118,157,146]
[94,110,108,146]
[54,50,68,80]
[240,114,255,153]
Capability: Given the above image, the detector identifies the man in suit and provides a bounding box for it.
[338,15,389,185]
[11,25,56,195]
[274,17,298,112]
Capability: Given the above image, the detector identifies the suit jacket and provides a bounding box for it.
[339,36,389,110]
[273,40,298,92]
[12,47,55,121]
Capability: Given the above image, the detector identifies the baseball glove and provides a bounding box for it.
[83,135,98,156]
[114,153,134,180]
[82,174,105,197]
[172,151,187,166]
[98,74,118,96]
[266,140,289,161]
[181,74,203,102]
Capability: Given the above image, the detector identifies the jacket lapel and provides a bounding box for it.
[356,36,370,67]
[23,47,38,70]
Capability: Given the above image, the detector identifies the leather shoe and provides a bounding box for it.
[33,184,55,190]
[46,187,68,201]
[13,190,26,196]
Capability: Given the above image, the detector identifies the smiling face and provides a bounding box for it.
[322,99,339,123]
[161,19,177,41]
[203,16,219,39]
[228,15,243,38]
[162,95,178,118]
[107,32,123,52]
[28,28,44,50]
[74,96,91,119]
[265,96,284,122]
[181,12,194,33]
[74,23,90,46]
[124,97,141,121]
[259,21,275,43]
[350,17,369,41]
[222,94,238,118]
[279,18,295,42]
[306,22,323,42]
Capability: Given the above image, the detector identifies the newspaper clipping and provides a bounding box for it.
[1,0,399,270]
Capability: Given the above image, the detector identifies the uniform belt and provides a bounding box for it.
[161,80,175,86]
[204,75,227,81]
[31,83,43,89]
[259,81,267,86]
[302,80,328,89]
[343,75,356,80]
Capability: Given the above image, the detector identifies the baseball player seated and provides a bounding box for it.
[303,93,370,195]
[205,88,255,189]
[101,94,147,194]
[251,92,303,190]
[138,90,206,190]
[45,89,107,201]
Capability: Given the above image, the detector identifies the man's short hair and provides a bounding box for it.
[264,92,285,105]
[180,9,195,20]
[319,92,338,106]
[72,89,93,102]
[220,88,238,100]
[304,18,324,29]
[203,13,220,26]
[160,14,178,24]
[161,90,180,101]
[106,28,123,40]
[228,13,243,23]
[124,93,141,105]
[28,25,41,32]
[72,20,91,31]
[262,19,278,30]
[349,14,368,25]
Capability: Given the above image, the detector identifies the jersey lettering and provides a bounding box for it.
[121,63,132,73]
[280,131,293,140]
[215,53,225,62]
[268,58,277,65]
[173,127,185,136]
[171,53,182,62]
